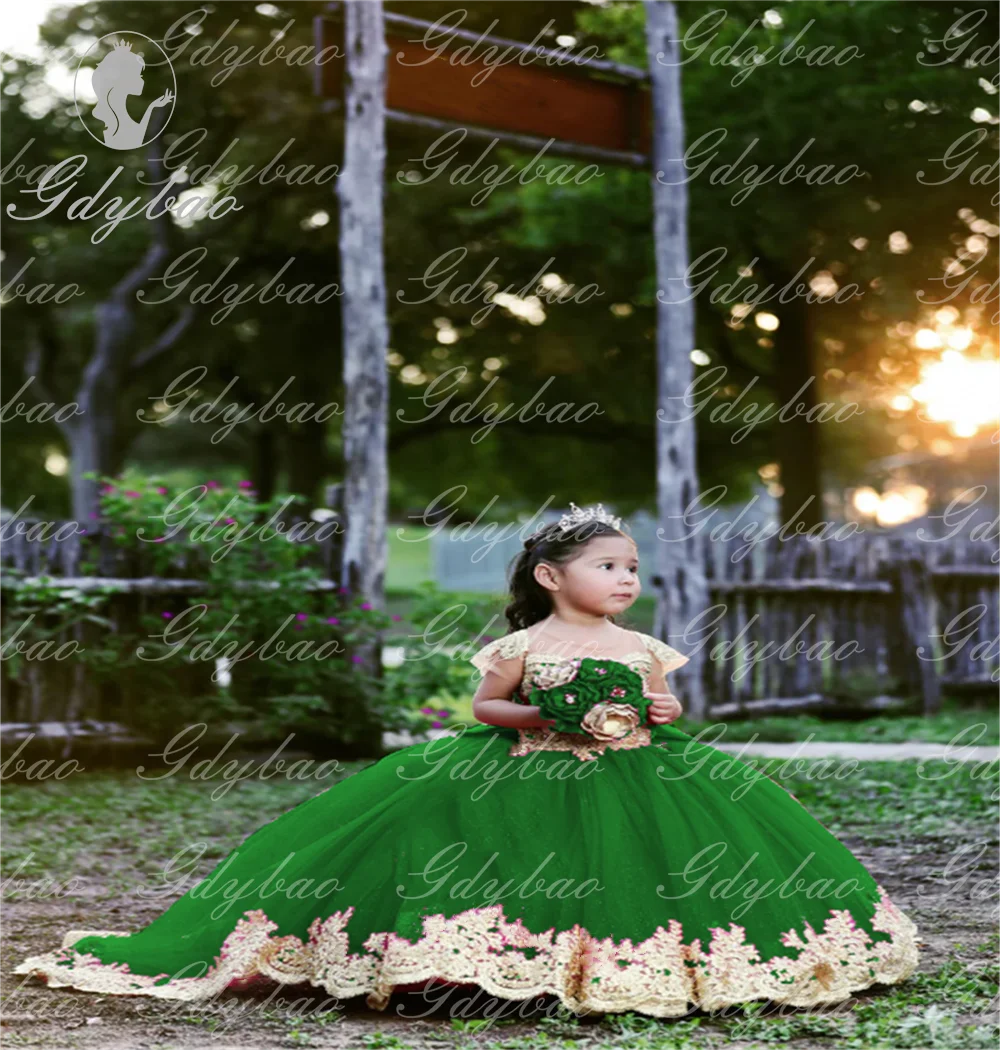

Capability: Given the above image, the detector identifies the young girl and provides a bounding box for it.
[16,505,920,1017]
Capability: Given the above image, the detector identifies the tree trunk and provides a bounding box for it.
[63,298,139,521]
[30,110,195,524]
[285,416,328,508]
[336,0,389,756]
[742,240,825,527]
[252,426,279,504]
[771,291,823,529]
[644,0,709,719]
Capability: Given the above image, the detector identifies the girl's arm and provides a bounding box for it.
[645,659,683,725]
[472,657,556,730]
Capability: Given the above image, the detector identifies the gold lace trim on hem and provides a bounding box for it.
[13,885,920,1016]
[510,726,653,762]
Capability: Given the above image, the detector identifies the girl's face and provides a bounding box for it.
[537,534,641,617]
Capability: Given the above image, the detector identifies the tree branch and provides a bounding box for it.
[24,309,69,413]
[130,304,196,372]
[110,156,174,301]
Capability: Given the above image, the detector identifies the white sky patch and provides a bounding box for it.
[0,0,66,59]
[1,2,90,117]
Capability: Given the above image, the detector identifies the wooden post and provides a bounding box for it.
[644,0,708,719]
[336,0,389,755]
[895,548,943,716]
[338,0,389,609]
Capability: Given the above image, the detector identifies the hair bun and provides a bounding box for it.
[523,530,545,552]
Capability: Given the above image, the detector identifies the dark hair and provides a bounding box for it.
[504,518,634,631]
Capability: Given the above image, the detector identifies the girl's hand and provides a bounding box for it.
[645,691,682,725]
[528,707,558,731]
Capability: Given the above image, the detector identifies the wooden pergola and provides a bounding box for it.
[315,1,708,718]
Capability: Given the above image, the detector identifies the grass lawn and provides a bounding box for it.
[387,527,435,593]
[3,755,997,1050]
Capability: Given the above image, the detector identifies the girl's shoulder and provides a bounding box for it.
[628,631,690,674]
[469,629,530,675]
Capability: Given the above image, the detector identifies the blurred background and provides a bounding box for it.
[1,1,997,760]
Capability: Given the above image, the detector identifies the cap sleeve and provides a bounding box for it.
[638,633,689,674]
[470,630,528,676]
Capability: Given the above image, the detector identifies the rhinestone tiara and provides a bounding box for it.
[557,501,622,533]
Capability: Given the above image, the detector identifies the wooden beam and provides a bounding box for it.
[314,10,651,159]
[387,108,648,167]
[645,0,708,721]
[380,9,648,83]
[336,0,389,758]
[0,578,342,593]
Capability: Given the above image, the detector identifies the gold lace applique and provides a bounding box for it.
[637,633,690,675]
[510,726,653,762]
[469,630,530,676]
[13,885,920,1016]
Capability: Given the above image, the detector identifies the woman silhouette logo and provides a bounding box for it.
[76,33,176,150]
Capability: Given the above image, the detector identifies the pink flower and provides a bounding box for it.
[89,513,99,520]
[360,602,372,611]
[238,480,253,489]
[100,484,115,494]
[295,613,308,622]
[431,720,443,729]
[124,490,141,499]
[153,537,167,543]
[351,654,364,663]
[483,635,495,643]
[162,611,173,619]
[225,518,236,525]
[421,706,435,715]
[326,617,340,625]
[206,480,220,489]
[293,624,304,631]
[155,487,168,495]
[391,614,402,621]
[338,587,349,595]
[437,709,449,718]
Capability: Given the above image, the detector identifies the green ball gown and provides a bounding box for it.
[15,629,920,1017]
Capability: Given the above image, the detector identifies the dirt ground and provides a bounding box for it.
[2,828,997,1050]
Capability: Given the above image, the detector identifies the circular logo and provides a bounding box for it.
[74,32,176,151]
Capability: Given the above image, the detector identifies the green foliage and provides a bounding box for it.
[382,582,501,733]
[95,472,396,745]
[2,578,124,703]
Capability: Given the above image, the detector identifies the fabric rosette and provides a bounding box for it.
[580,702,641,741]
[527,658,649,734]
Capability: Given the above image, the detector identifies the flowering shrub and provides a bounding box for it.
[5,471,398,751]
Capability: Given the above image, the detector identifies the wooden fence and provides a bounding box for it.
[669,530,998,718]
[1,488,346,734]
[1,521,997,734]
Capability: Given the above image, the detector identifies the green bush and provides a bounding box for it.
[100,472,399,748]
[2,472,404,752]
[382,582,505,734]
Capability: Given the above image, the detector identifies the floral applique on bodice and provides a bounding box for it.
[470,629,689,762]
